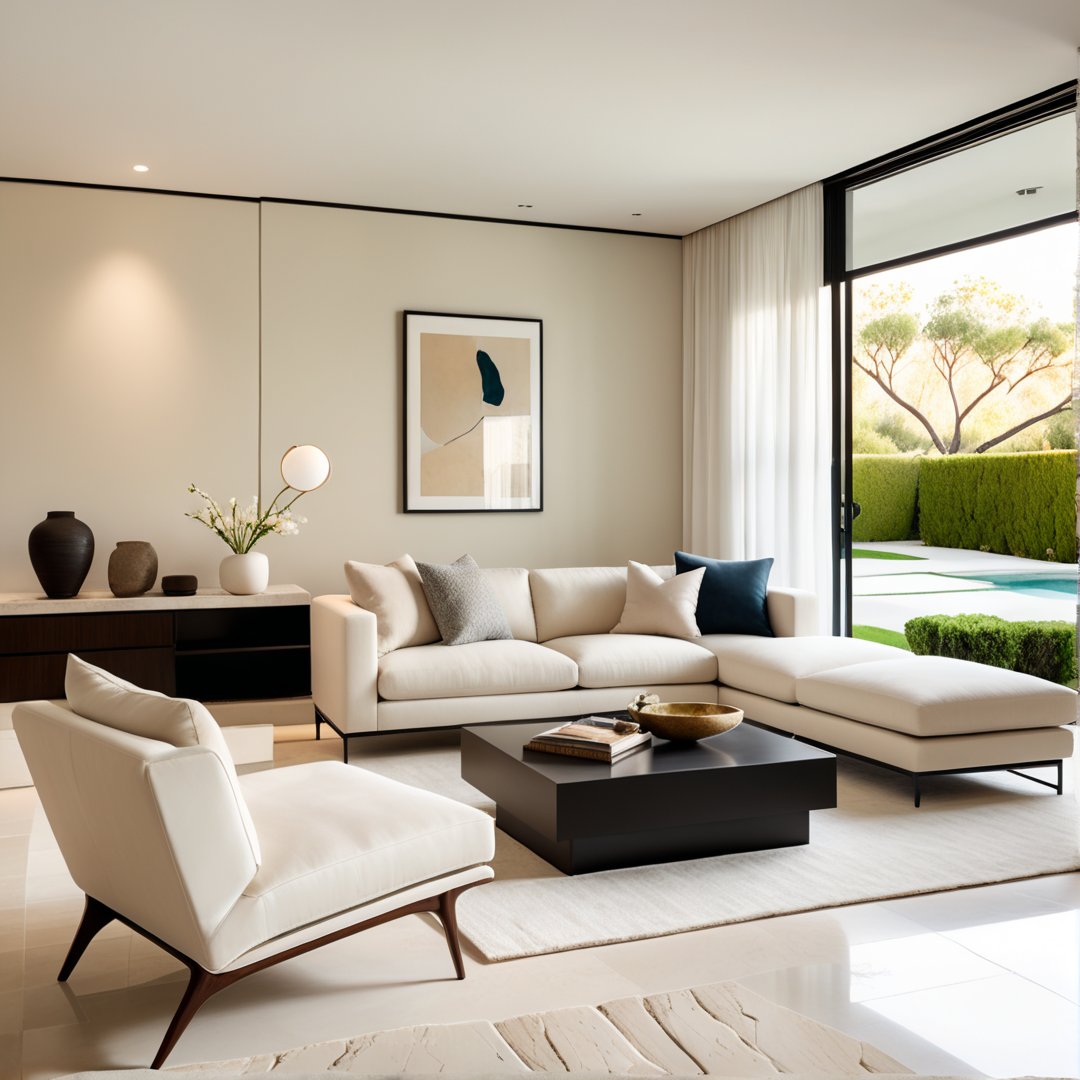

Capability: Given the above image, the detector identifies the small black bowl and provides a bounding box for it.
[161,574,198,597]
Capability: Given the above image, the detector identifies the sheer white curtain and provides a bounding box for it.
[683,183,831,620]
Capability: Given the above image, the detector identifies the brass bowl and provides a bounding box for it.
[628,701,744,742]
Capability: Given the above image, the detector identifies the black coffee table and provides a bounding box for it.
[460,717,836,874]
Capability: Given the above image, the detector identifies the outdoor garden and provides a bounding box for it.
[850,239,1078,686]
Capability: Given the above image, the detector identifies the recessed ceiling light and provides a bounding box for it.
[1015,186,1042,196]
[133,164,150,173]
[631,212,643,217]
[517,203,533,208]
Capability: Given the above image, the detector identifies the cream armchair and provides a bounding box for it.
[13,657,495,1069]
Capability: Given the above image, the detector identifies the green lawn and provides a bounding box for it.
[852,625,911,650]
[851,548,926,561]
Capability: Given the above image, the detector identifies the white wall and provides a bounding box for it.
[0,184,683,598]
[259,203,683,597]
[0,182,259,592]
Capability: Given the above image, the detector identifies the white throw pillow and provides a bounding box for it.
[64,654,261,866]
[345,554,441,655]
[611,560,705,639]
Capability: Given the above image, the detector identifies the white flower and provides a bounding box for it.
[187,480,312,552]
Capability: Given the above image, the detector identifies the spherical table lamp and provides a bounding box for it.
[280,444,331,493]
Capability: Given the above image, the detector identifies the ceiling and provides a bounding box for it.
[1,0,1077,236]
[852,112,1078,270]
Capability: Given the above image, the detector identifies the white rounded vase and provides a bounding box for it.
[219,552,269,595]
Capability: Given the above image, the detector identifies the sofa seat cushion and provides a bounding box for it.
[796,655,1078,737]
[231,761,494,953]
[701,635,906,703]
[378,640,578,700]
[543,634,717,689]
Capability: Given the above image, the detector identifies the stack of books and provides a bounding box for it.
[525,716,652,762]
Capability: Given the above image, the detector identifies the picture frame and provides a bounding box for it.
[403,310,543,512]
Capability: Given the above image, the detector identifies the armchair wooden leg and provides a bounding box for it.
[64,877,489,1067]
[58,895,117,981]
[436,886,467,980]
[151,964,227,1070]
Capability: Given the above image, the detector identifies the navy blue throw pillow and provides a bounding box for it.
[674,551,774,636]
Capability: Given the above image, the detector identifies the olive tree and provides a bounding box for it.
[854,278,1071,454]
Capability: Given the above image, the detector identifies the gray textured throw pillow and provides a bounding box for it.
[415,554,513,646]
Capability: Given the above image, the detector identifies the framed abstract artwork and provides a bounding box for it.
[403,310,543,512]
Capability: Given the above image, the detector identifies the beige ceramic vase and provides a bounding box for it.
[107,541,158,597]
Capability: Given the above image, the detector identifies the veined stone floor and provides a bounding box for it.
[2,726,1079,1079]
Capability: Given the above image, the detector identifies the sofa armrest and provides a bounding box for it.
[311,595,378,734]
[766,587,818,637]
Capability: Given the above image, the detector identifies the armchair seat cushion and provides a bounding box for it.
[543,634,717,688]
[222,762,495,959]
[701,635,906,703]
[378,640,578,700]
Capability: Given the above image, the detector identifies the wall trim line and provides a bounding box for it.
[0,175,681,240]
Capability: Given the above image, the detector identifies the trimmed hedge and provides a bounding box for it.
[851,455,921,541]
[918,450,1076,563]
[905,613,1077,685]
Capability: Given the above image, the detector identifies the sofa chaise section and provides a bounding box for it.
[716,650,1075,804]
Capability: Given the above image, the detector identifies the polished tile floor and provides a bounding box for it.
[1,728,1078,1079]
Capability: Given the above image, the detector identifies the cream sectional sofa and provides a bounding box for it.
[312,564,1076,804]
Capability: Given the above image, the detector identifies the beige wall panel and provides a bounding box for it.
[259,203,682,598]
[0,183,258,592]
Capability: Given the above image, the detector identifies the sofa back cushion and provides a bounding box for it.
[482,568,537,642]
[530,565,674,642]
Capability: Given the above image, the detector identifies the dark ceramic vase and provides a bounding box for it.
[28,511,95,599]
[108,541,158,598]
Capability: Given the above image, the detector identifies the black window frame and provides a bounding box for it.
[822,81,1078,636]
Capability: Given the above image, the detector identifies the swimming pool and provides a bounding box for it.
[947,573,1078,601]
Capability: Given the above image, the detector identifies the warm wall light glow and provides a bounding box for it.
[64,251,191,381]
[132,164,150,173]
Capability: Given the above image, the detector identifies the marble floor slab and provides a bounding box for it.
[3,729,1080,1079]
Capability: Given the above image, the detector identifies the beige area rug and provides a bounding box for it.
[346,730,1080,962]
[156,980,907,1076]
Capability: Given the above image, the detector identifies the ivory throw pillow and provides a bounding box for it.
[345,554,440,655]
[415,554,513,646]
[64,654,261,865]
[611,560,705,638]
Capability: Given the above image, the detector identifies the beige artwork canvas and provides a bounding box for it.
[419,332,532,499]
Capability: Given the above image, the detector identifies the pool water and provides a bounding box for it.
[959,573,1078,601]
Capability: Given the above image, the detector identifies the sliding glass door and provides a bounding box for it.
[825,84,1078,640]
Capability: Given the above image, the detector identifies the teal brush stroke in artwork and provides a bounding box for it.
[443,349,507,446]
[476,350,505,406]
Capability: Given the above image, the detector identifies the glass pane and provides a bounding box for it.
[849,112,1076,272]
[849,221,1078,677]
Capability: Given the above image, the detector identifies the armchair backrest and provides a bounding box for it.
[14,700,258,965]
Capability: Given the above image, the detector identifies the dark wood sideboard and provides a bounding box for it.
[0,586,311,705]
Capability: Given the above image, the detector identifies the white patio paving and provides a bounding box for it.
[851,541,1078,635]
